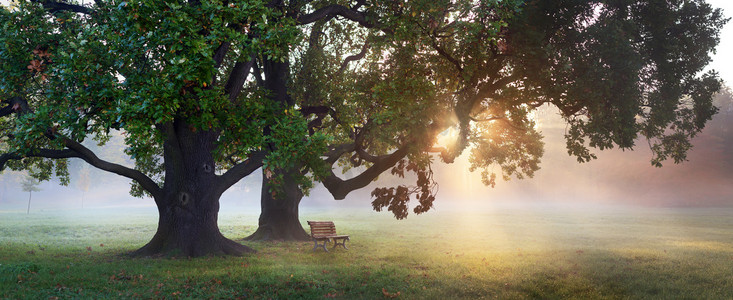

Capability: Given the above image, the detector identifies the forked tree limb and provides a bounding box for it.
[62,137,163,198]
[297,4,372,27]
[322,145,410,199]
[217,150,266,194]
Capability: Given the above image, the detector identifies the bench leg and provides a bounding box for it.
[312,238,330,252]
[332,237,349,250]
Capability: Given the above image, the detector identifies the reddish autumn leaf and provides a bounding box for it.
[381,288,400,298]
[27,60,43,73]
[32,49,51,58]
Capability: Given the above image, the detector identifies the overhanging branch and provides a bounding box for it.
[0,139,162,199]
[217,150,266,194]
[336,40,369,76]
[322,145,410,200]
[324,143,355,165]
[321,114,457,200]
[62,138,163,198]
[0,149,77,170]
[297,4,373,28]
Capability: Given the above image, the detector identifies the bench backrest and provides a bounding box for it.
[307,221,337,237]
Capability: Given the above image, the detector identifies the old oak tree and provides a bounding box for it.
[0,0,330,256]
[248,0,726,240]
[0,0,726,250]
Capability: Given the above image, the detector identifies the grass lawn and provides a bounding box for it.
[1,204,732,299]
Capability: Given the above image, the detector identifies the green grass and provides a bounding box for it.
[1,205,732,299]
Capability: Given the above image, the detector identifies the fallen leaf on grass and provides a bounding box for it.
[382,288,400,298]
[86,246,92,252]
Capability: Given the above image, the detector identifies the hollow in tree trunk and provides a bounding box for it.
[245,168,310,241]
[132,125,255,257]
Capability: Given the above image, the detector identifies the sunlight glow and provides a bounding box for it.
[435,126,459,149]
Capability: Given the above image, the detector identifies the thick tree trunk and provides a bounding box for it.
[245,168,310,241]
[132,123,255,257]
[245,58,309,241]
[132,195,252,257]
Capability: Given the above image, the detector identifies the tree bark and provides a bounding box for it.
[244,57,310,241]
[132,194,252,257]
[245,168,310,241]
[132,123,255,257]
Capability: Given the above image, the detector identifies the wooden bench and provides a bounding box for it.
[307,221,349,252]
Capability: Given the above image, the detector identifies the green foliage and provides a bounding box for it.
[0,0,327,199]
[507,0,726,166]
[262,107,332,196]
[288,0,725,218]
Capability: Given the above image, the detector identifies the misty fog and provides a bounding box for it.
[1,91,731,215]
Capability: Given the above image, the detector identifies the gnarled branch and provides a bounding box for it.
[62,138,163,198]
[216,150,266,194]
[324,143,355,165]
[336,40,369,76]
[0,149,77,170]
[322,145,410,200]
[298,4,372,28]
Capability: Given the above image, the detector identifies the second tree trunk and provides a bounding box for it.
[246,168,310,241]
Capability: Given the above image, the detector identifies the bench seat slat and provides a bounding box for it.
[312,234,349,239]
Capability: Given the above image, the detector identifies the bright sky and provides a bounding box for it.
[706,0,733,85]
